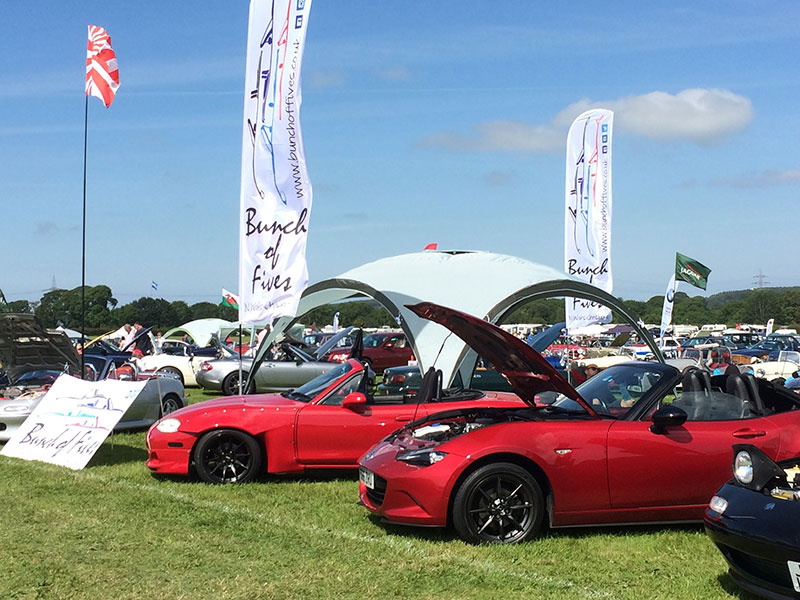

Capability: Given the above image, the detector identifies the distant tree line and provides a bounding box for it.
[507,289,800,329]
[2,285,237,334]
[3,285,799,333]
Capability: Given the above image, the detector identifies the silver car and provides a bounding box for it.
[196,343,337,396]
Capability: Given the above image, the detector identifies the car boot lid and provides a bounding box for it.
[407,302,596,416]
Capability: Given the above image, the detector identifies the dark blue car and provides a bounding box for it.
[732,335,800,362]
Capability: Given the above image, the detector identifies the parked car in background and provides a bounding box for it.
[377,360,514,398]
[136,339,211,386]
[705,444,800,599]
[721,330,762,350]
[326,332,414,373]
[733,336,800,363]
[0,316,185,442]
[359,302,800,544]
[197,343,337,396]
[302,331,356,354]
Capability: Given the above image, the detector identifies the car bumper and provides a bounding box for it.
[145,425,196,475]
[358,441,470,527]
[0,412,28,442]
[195,371,224,390]
[704,482,800,600]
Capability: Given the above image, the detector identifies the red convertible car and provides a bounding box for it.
[358,302,800,544]
[145,354,524,484]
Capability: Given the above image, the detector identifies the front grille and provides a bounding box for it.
[365,474,387,507]
[722,544,793,590]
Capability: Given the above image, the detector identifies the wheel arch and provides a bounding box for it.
[189,426,268,474]
[446,452,554,528]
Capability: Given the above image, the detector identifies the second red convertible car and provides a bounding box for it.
[359,302,800,544]
[145,354,524,484]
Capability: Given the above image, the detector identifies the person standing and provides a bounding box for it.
[132,322,154,355]
[120,324,135,350]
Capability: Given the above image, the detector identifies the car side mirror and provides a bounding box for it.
[342,392,367,409]
[650,405,687,434]
[296,358,304,366]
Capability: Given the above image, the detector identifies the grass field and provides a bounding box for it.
[0,388,747,599]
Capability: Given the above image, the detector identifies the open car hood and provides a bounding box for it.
[314,326,355,359]
[407,302,595,415]
[0,314,81,382]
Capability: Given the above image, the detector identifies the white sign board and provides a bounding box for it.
[1,374,145,470]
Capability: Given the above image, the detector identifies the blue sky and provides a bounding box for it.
[2,1,798,306]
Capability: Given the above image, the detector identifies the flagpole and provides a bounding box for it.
[81,93,88,378]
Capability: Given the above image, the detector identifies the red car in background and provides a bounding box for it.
[326,331,414,373]
[145,354,524,484]
[359,302,800,544]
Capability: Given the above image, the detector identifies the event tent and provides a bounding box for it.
[255,251,661,387]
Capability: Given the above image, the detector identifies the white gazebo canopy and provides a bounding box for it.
[257,250,660,386]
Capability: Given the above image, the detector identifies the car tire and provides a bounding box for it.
[161,393,183,416]
[452,462,544,544]
[222,372,248,396]
[158,366,184,385]
[194,429,262,484]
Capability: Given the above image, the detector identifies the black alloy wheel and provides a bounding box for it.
[222,372,248,396]
[161,394,182,416]
[194,429,262,484]
[452,462,544,544]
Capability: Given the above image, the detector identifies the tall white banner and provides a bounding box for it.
[565,109,613,332]
[659,274,678,339]
[239,0,314,324]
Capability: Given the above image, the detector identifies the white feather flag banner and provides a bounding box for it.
[239,0,314,325]
[564,109,613,332]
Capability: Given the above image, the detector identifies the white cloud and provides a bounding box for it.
[420,88,754,153]
[420,120,564,153]
[376,66,412,82]
[557,89,754,145]
[714,168,800,188]
[307,70,346,89]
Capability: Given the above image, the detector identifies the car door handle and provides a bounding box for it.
[395,416,412,422]
[732,429,767,438]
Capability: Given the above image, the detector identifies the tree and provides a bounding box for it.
[35,285,116,328]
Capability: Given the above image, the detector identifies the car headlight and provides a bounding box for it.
[708,495,728,515]
[155,418,181,433]
[396,448,447,466]
[756,368,765,377]
[734,450,753,485]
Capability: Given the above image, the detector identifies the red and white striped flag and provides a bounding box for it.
[85,25,119,108]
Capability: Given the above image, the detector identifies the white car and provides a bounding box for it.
[137,340,208,386]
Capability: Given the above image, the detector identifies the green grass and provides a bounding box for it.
[0,389,749,599]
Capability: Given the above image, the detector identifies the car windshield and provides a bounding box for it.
[752,340,780,351]
[285,361,354,401]
[362,334,386,348]
[552,364,665,418]
[13,369,60,386]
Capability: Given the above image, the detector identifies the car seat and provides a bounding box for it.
[725,372,758,418]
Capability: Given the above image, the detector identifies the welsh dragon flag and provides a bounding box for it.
[221,289,240,309]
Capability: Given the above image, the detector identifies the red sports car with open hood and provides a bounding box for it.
[358,302,800,544]
[145,349,524,484]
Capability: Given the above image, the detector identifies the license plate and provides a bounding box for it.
[359,467,375,489]
[789,560,800,593]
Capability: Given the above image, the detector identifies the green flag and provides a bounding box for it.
[675,253,711,290]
